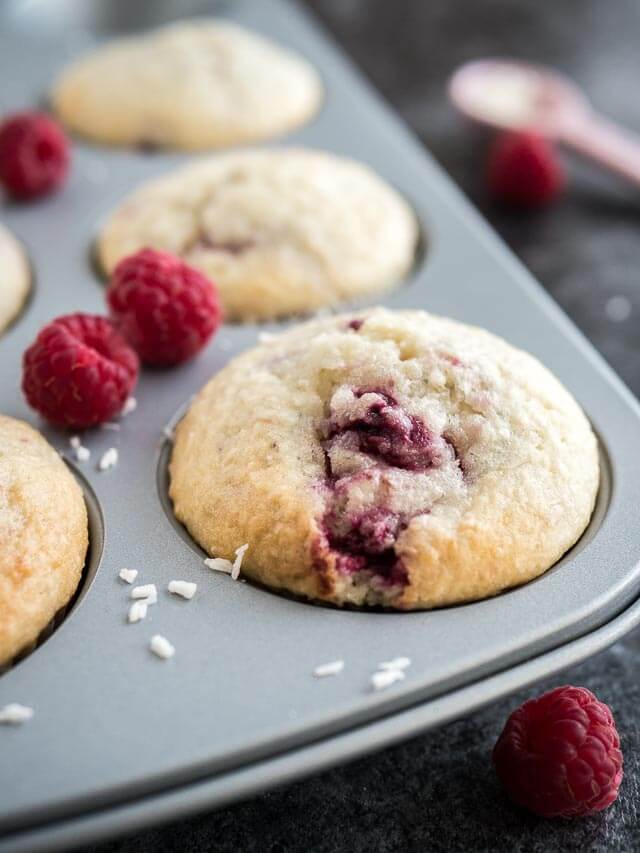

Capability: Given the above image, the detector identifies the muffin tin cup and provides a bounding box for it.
[2,1,640,850]
[0,465,103,676]
[155,428,613,612]
[0,614,59,678]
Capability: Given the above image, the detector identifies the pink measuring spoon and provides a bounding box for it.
[449,58,640,188]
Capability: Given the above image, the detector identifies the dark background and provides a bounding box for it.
[85,1,640,850]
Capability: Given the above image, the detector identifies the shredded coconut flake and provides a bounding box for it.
[131,584,157,604]
[122,396,137,416]
[119,568,138,584]
[128,600,148,623]
[204,557,233,574]
[0,703,34,725]
[258,331,276,343]
[378,657,411,672]
[313,660,345,678]
[204,545,248,580]
[101,421,121,431]
[69,435,90,462]
[371,669,405,691]
[75,445,91,463]
[150,634,175,659]
[98,447,118,471]
[232,543,249,580]
[168,580,197,600]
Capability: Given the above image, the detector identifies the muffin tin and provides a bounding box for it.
[2,0,640,850]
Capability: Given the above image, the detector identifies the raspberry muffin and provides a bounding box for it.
[0,224,30,336]
[97,148,418,321]
[51,20,322,150]
[169,308,599,609]
[0,416,88,665]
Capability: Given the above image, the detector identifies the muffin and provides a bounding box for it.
[0,224,30,336]
[97,148,418,321]
[169,308,599,609]
[51,20,322,150]
[0,416,88,665]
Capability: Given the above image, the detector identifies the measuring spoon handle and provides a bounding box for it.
[560,112,640,188]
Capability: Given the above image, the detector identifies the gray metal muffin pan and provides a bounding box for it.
[2,0,640,849]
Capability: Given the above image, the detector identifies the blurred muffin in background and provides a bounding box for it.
[52,20,322,150]
[97,148,419,321]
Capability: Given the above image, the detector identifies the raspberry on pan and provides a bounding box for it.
[486,131,565,209]
[0,111,70,200]
[22,314,139,428]
[107,249,223,367]
[493,685,623,818]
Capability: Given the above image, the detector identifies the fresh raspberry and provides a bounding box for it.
[486,131,565,208]
[493,685,623,818]
[0,112,70,200]
[107,249,223,367]
[22,314,139,428]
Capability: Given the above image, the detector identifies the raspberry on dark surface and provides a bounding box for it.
[486,131,565,209]
[0,111,70,200]
[493,685,623,818]
[107,249,223,367]
[22,314,139,428]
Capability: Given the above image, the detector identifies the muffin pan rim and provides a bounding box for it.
[6,594,640,853]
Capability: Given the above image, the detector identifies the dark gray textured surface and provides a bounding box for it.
[78,0,640,850]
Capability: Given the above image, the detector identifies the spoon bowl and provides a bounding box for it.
[449,58,589,136]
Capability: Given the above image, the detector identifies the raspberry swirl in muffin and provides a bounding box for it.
[314,385,463,596]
